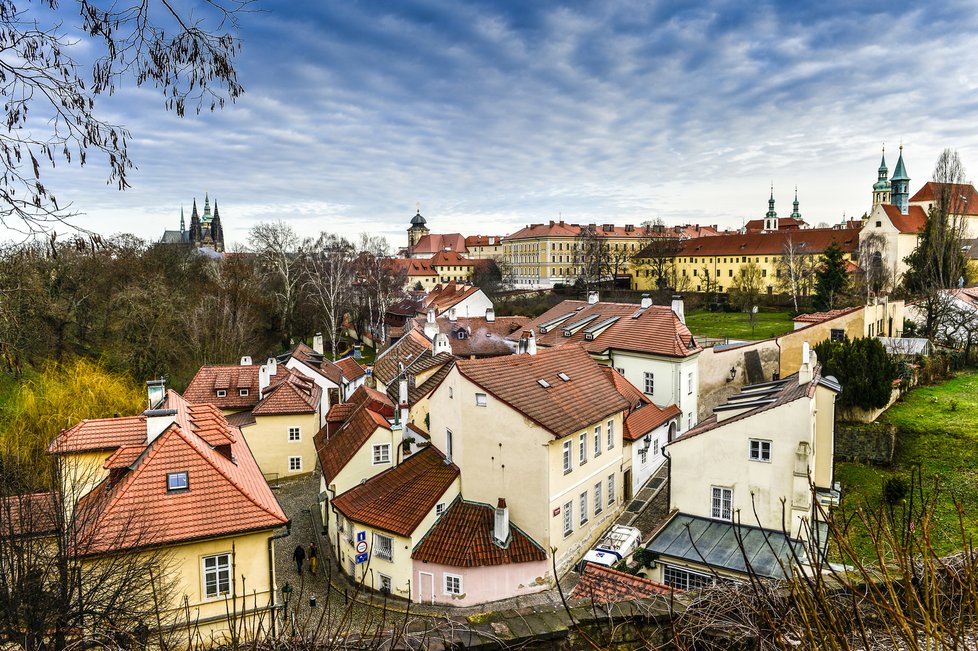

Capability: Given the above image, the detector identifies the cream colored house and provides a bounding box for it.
[646,346,840,588]
[46,390,288,645]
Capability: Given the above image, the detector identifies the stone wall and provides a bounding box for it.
[834,422,896,465]
[697,340,781,420]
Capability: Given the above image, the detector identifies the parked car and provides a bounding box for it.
[579,525,643,570]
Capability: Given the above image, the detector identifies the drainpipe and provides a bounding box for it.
[661,435,673,514]
[268,521,292,638]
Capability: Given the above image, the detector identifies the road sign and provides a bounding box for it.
[356,531,366,542]
[355,540,368,554]
[355,553,368,564]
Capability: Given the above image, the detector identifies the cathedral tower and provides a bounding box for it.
[872,147,892,209]
[407,204,430,250]
[890,145,910,215]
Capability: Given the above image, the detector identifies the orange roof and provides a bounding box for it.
[571,563,674,603]
[792,306,861,324]
[516,300,700,359]
[880,204,928,234]
[506,221,720,241]
[373,329,433,385]
[404,315,528,358]
[252,368,321,416]
[392,257,438,277]
[63,391,287,555]
[184,364,260,410]
[335,356,367,381]
[411,233,467,255]
[315,403,391,481]
[332,446,459,537]
[422,282,483,314]
[0,492,59,537]
[602,367,648,409]
[411,499,546,567]
[289,342,344,385]
[663,228,858,258]
[429,250,475,267]
[743,217,807,232]
[910,182,978,215]
[457,346,630,438]
[624,403,682,441]
[49,416,147,455]
[464,235,502,247]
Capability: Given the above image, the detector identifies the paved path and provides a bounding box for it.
[614,463,670,540]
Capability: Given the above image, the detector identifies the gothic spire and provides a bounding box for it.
[180,206,185,233]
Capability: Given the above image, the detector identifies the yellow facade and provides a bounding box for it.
[431,262,474,284]
[466,241,504,259]
[503,234,646,288]
[240,412,320,479]
[406,272,440,291]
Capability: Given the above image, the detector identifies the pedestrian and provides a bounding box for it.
[309,543,318,576]
[292,545,305,574]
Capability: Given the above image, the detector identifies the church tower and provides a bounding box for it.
[890,145,910,215]
[189,198,202,247]
[211,201,225,252]
[764,186,778,231]
[407,204,430,251]
[179,206,186,235]
[872,147,892,209]
[790,187,802,220]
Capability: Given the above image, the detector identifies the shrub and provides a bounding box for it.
[814,336,897,411]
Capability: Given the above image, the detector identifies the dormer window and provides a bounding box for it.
[167,471,189,492]
[216,389,227,398]
[239,388,249,397]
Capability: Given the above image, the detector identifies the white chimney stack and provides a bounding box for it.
[640,294,652,309]
[798,341,813,385]
[240,356,252,366]
[266,357,278,376]
[485,306,496,322]
[146,379,166,410]
[493,498,510,545]
[587,291,599,305]
[671,295,686,324]
[144,408,177,444]
[397,378,409,433]
[259,364,271,397]
[312,333,324,355]
[448,306,457,322]
[526,329,537,356]
[423,309,438,340]
[433,332,452,356]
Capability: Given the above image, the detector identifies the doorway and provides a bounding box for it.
[623,469,633,501]
[417,571,435,604]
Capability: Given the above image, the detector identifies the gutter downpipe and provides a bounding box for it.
[268,521,292,638]
[661,432,673,516]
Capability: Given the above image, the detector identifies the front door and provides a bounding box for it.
[417,571,435,604]
[623,469,633,501]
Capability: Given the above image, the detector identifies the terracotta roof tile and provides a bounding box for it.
[910,182,978,215]
[405,316,528,357]
[570,563,674,603]
[411,233,467,255]
[335,357,367,381]
[624,403,682,441]
[464,235,502,247]
[880,204,928,234]
[792,306,862,324]
[429,250,475,267]
[315,404,391,481]
[48,416,147,455]
[422,282,484,315]
[252,369,321,416]
[743,217,807,232]
[656,228,858,257]
[457,346,629,438]
[0,492,58,537]
[374,329,432,385]
[290,342,344,385]
[505,222,720,241]
[411,499,546,567]
[184,365,260,410]
[602,367,648,409]
[332,446,459,537]
[391,258,438,277]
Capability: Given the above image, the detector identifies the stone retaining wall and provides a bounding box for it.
[834,422,897,465]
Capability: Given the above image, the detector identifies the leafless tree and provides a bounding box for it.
[575,224,605,292]
[856,230,892,298]
[633,219,683,289]
[350,234,406,347]
[776,236,816,312]
[0,0,251,235]
[304,233,355,359]
[249,221,307,344]
[732,262,764,330]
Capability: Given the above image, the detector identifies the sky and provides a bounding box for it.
[9,0,978,250]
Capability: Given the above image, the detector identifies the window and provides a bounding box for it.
[579,433,587,465]
[444,573,463,595]
[475,392,487,407]
[289,456,302,472]
[607,420,614,449]
[436,503,447,517]
[446,429,454,463]
[216,389,227,398]
[687,373,693,395]
[288,426,301,442]
[372,444,391,464]
[167,471,188,492]
[663,565,713,591]
[616,367,625,375]
[711,486,733,520]
[749,439,772,462]
[830,328,845,342]
[239,388,249,397]
[607,475,615,505]
[876,221,882,228]
[644,372,654,394]
[374,533,393,561]
[562,501,573,536]
[378,574,392,593]
[594,426,602,456]
[652,438,660,456]
[345,521,354,545]
[579,492,588,525]
[594,483,603,514]
[203,553,231,598]
[448,386,453,399]
[639,446,648,465]
[562,441,572,474]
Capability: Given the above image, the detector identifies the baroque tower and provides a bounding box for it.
[790,187,801,220]
[872,146,891,209]
[890,145,910,215]
[764,185,778,231]
[407,203,430,251]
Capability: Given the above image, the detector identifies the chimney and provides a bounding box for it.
[640,294,652,309]
[240,356,252,366]
[312,333,324,355]
[798,342,816,385]
[433,332,452,356]
[671,295,685,324]
[485,306,496,322]
[146,379,166,410]
[259,364,271,397]
[448,306,457,322]
[525,329,537,356]
[423,309,438,340]
[493,498,510,546]
[145,408,178,443]
[397,378,409,433]
[266,357,278,376]
[587,291,599,305]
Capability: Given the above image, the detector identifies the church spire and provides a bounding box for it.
[764,184,778,231]
[873,145,892,209]
[211,201,224,253]
[202,193,212,223]
[180,206,185,233]
[790,187,801,220]
[890,145,910,214]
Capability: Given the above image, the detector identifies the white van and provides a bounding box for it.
[580,525,643,569]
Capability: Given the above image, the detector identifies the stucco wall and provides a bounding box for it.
[240,412,320,479]
[605,350,700,431]
[411,559,549,606]
[696,341,780,420]
[626,420,672,493]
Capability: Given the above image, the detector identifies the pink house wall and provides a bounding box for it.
[411,560,550,607]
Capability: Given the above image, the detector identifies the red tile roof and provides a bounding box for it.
[429,250,475,267]
[506,222,720,241]
[659,228,858,258]
[457,346,630,438]
[880,204,928,234]
[411,233,467,255]
[392,257,438,277]
[373,329,433,386]
[464,235,503,247]
[335,356,367,381]
[570,563,674,603]
[910,182,978,215]
[48,416,147,455]
[332,447,459,537]
[404,315,528,357]
[0,492,59,537]
[184,364,260,410]
[792,306,862,324]
[743,217,807,232]
[516,300,700,359]
[290,342,344,385]
[315,403,391,481]
[602,367,648,409]
[252,369,321,416]
[411,499,546,567]
[422,282,484,315]
[624,403,682,441]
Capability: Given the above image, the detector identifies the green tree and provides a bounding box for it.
[814,241,849,311]
[814,336,895,411]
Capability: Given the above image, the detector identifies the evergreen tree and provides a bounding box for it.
[814,241,849,311]
[814,336,895,411]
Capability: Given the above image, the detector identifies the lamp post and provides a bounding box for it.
[281,582,293,636]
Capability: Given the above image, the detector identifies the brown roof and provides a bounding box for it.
[506,221,720,241]
[792,306,861,324]
[315,404,391,481]
[411,233,467,255]
[0,492,59,537]
[743,217,807,232]
[405,315,528,358]
[290,342,344,385]
[335,356,367,381]
[656,228,858,258]
[411,499,546,567]
[515,300,700,359]
[910,182,978,215]
[464,235,503,247]
[373,329,432,386]
[880,204,928,234]
[457,346,630,438]
[429,250,475,267]
[602,367,649,409]
[570,563,674,603]
[252,369,321,416]
[422,282,484,315]
[392,257,438,277]
[624,403,682,441]
[385,357,455,405]
[183,364,261,410]
[332,446,459,537]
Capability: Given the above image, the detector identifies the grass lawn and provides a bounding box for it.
[684,309,795,341]
[835,371,978,558]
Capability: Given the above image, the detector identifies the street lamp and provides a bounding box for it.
[281,582,293,636]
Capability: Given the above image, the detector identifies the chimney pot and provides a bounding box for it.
[312,333,324,355]
[493,498,510,545]
[640,294,652,309]
[671,295,685,324]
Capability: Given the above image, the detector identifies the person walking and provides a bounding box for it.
[308,543,318,576]
[292,545,306,575]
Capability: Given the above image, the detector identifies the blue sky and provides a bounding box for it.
[19,0,978,249]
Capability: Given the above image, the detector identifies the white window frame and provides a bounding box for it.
[378,573,392,593]
[372,443,392,464]
[607,475,615,505]
[436,503,447,517]
[644,372,654,394]
[749,439,772,462]
[579,433,587,465]
[711,486,733,520]
[607,420,614,449]
[374,533,393,561]
[663,564,713,591]
[594,482,603,515]
[444,573,463,595]
[288,456,302,472]
[579,492,588,525]
[202,553,231,599]
[446,429,454,463]
[562,441,572,474]
[594,425,602,456]
[475,392,487,407]
[239,388,250,397]
[562,501,573,537]
[288,426,301,442]
[687,373,693,395]
[167,471,189,492]
[216,389,227,398]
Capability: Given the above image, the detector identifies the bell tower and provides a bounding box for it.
[407,202,430,252]
[764,185,778,231]
[872,146,891,209]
